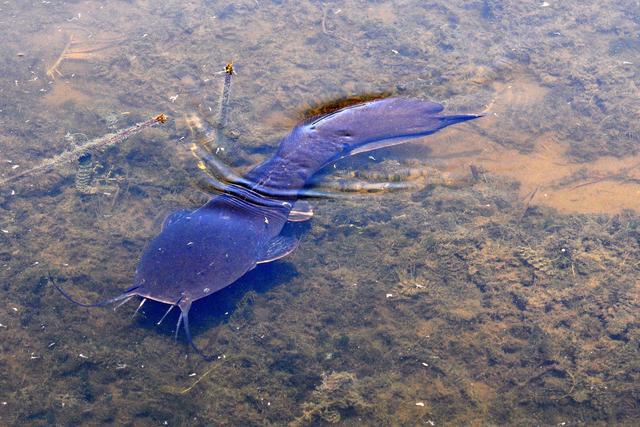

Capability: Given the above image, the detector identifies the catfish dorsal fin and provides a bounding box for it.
[257,235,299,264]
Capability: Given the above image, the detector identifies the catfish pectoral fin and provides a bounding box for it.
[287,200,314,222]
[256,235,300,264]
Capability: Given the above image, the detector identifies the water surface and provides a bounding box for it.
[0,0,639,425]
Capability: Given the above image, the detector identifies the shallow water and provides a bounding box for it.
[1,0,639,425]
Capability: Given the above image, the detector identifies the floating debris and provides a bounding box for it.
[0,114,167,187]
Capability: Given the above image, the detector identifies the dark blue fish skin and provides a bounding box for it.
[59,97,481,357]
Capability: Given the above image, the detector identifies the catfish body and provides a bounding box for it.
[59,97,480,356]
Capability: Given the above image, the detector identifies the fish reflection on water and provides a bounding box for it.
[55,97,480,358]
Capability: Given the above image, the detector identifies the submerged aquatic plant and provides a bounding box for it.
[293,371,370,425]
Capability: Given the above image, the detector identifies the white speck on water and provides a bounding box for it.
[386,293,393,298]
[189,373,197,377]
[1,229,8,233]
[78,353,88,359]
[427,420,435,426]
[264,217,269,224]
[11,307,18,312]
[0,323,6,328]
[422,362,429,367]
[48,342,56,348]
[11,164,19,170]
[541,1,550,6]
[416,402,425,406]
[368,155,376,160]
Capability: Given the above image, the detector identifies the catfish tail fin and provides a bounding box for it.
[245,98,481,191]
[307,98,482,159]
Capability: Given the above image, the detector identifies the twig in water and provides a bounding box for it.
[180,362,221,394]
[210,62,235,154]
[0,114,167,187]
[320,6,356,47]
[46,36,74,79]
[519,185,540,221]
[46,35,128,79]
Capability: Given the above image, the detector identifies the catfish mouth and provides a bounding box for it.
[51,276,214,360]
[134,289,182,306]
